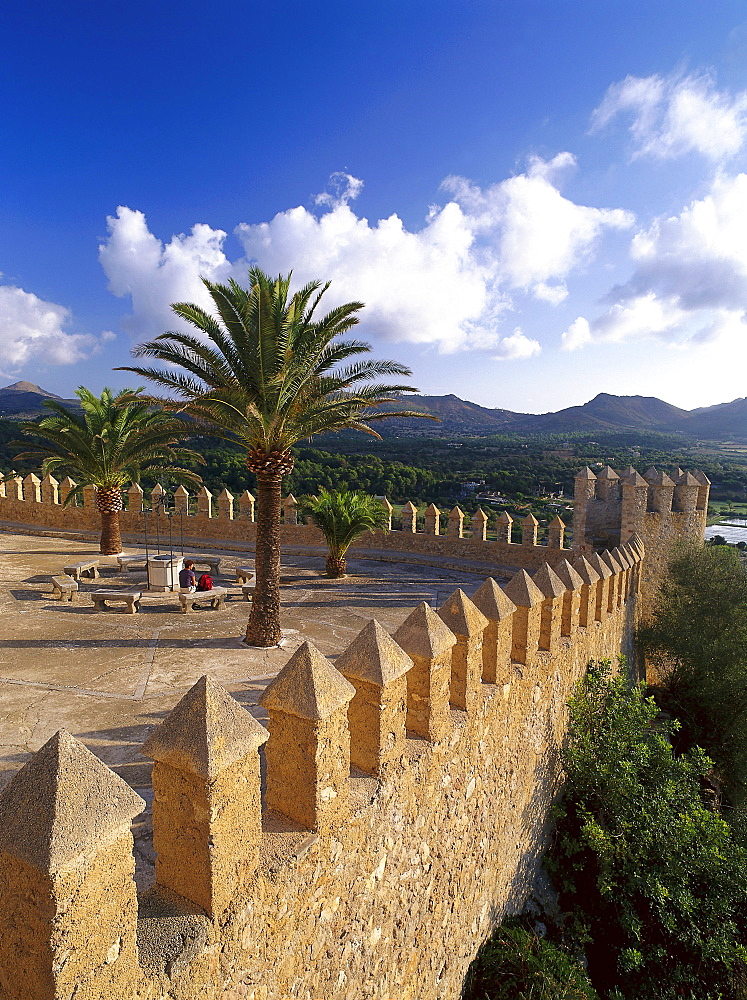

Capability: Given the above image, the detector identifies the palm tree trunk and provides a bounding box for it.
[325,555,347,578]
[99,512,122,555]
[246,471,284,646]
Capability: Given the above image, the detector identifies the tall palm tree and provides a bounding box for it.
[300,488,390,578]
[13,387,204,555]
[119,267,432,646]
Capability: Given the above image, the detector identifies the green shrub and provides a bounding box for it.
[463,920,598,1000]
[638,543,747,801]
[547,661,747,1000]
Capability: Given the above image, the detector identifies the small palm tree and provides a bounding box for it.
[12,387,203,554]
[301,489,390,577]
[118,267,432,645]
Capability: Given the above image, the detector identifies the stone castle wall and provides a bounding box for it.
[0,465,708,999]
[0,537,642,1000]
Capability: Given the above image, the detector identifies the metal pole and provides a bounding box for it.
[168,501,175,591]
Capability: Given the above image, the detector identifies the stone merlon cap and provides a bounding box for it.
[259,642,355,720]
[589,551,613,579]
[555,559,584,591]
[693,469,711,485]
[449,506,464,518]
[533,563,567,599]
[522,512,539,526]
[425,503,441,515]
[437,589,489,639]
[402,500,418,513]
[676,472,700,487]
[471,577,517,622]
[622,471,648,487]
[600,550,622,575]
[619,465,637,478]
[503,569,545,609]
[0,729,145,873]
[575,467,597,480]
[141,675,268,780]
[392,602,457,660]
[572,555,600,586]
[335,619,413,687]
[612,546,631,570]
[628,532,646,555]
[471,507,488,523]
[597,466,619,480]
[497,511,513,524]
[645,468,674,487]
[548,514,565,529]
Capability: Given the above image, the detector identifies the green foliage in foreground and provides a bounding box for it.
[463,921,598,1000]
[547,661,747,1000]
[638,543,747,801]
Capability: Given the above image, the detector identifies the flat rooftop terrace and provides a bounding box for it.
[0,529,493,888]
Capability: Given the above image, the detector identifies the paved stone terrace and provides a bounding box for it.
[0,529,495,888]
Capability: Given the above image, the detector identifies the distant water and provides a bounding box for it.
[705,524,747,543]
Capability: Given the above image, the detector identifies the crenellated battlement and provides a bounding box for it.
[0,541,644,1000]
[0,477,577,578]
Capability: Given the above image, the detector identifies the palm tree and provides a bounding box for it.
[300,488,390,578]
[118,267,432,646]
[12,387,204,555]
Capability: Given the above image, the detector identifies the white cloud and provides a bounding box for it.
[100,163,632,359]
[562,172,747,350]
[592,71,747,161]
[0,284,100,369]
[99,207,232,342]
[492,327,542,361]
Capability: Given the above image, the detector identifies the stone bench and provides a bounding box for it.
[178,587,227,613]
[91,591,141,614]
[235,565,254,584]
[116,554,147,572]
[241,580,256,601]
[185,556,222,577]
[63,559,99,581]
[51,575,78,602]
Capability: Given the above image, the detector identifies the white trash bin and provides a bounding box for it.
[147,554,182,591]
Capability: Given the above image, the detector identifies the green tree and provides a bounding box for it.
[300,488,389,577]
[12,387,202,554]
[120,267,429,645]
[638,543,747,800]
[548,660,747,1000]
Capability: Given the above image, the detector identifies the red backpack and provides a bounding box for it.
[197,573,213,591]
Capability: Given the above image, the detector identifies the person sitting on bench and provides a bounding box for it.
[179,559,197,593]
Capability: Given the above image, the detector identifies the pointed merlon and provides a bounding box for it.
[628,532,646,556]
[497,510,513,524]
[589,551,613,579]
[643,466,658,480]
[644,468,674,486]
[141,675,268,781]
[693,469,711,485]
[597,466,619,480]
[549,514,565,528]
[533,562,567,599]
[573,555,600,586]
[425,503,441,515]
[678,471,700,486]
[335,619,413,687]
[471,577,516,622]
[449,506,464,519]
[503,568,545,609]
[612,546,631,570]
[471,507,487,523]
[600,550,622,575]
[0,729,144,873]
[259,641,355,720]
[575,467,597,480]
[392,602,457,660]
[555,559,584,591]
[402,501,418,513]
[619,465,637,478]
[522,512,539,526]
[437,588,489,639]
[622,471,647,487]
[673,467,685,479]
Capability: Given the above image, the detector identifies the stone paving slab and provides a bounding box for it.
[0,529,496,890]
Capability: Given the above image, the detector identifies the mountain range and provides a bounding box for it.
[0,381,744,440]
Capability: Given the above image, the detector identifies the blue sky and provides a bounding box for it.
[2,1,747,413]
